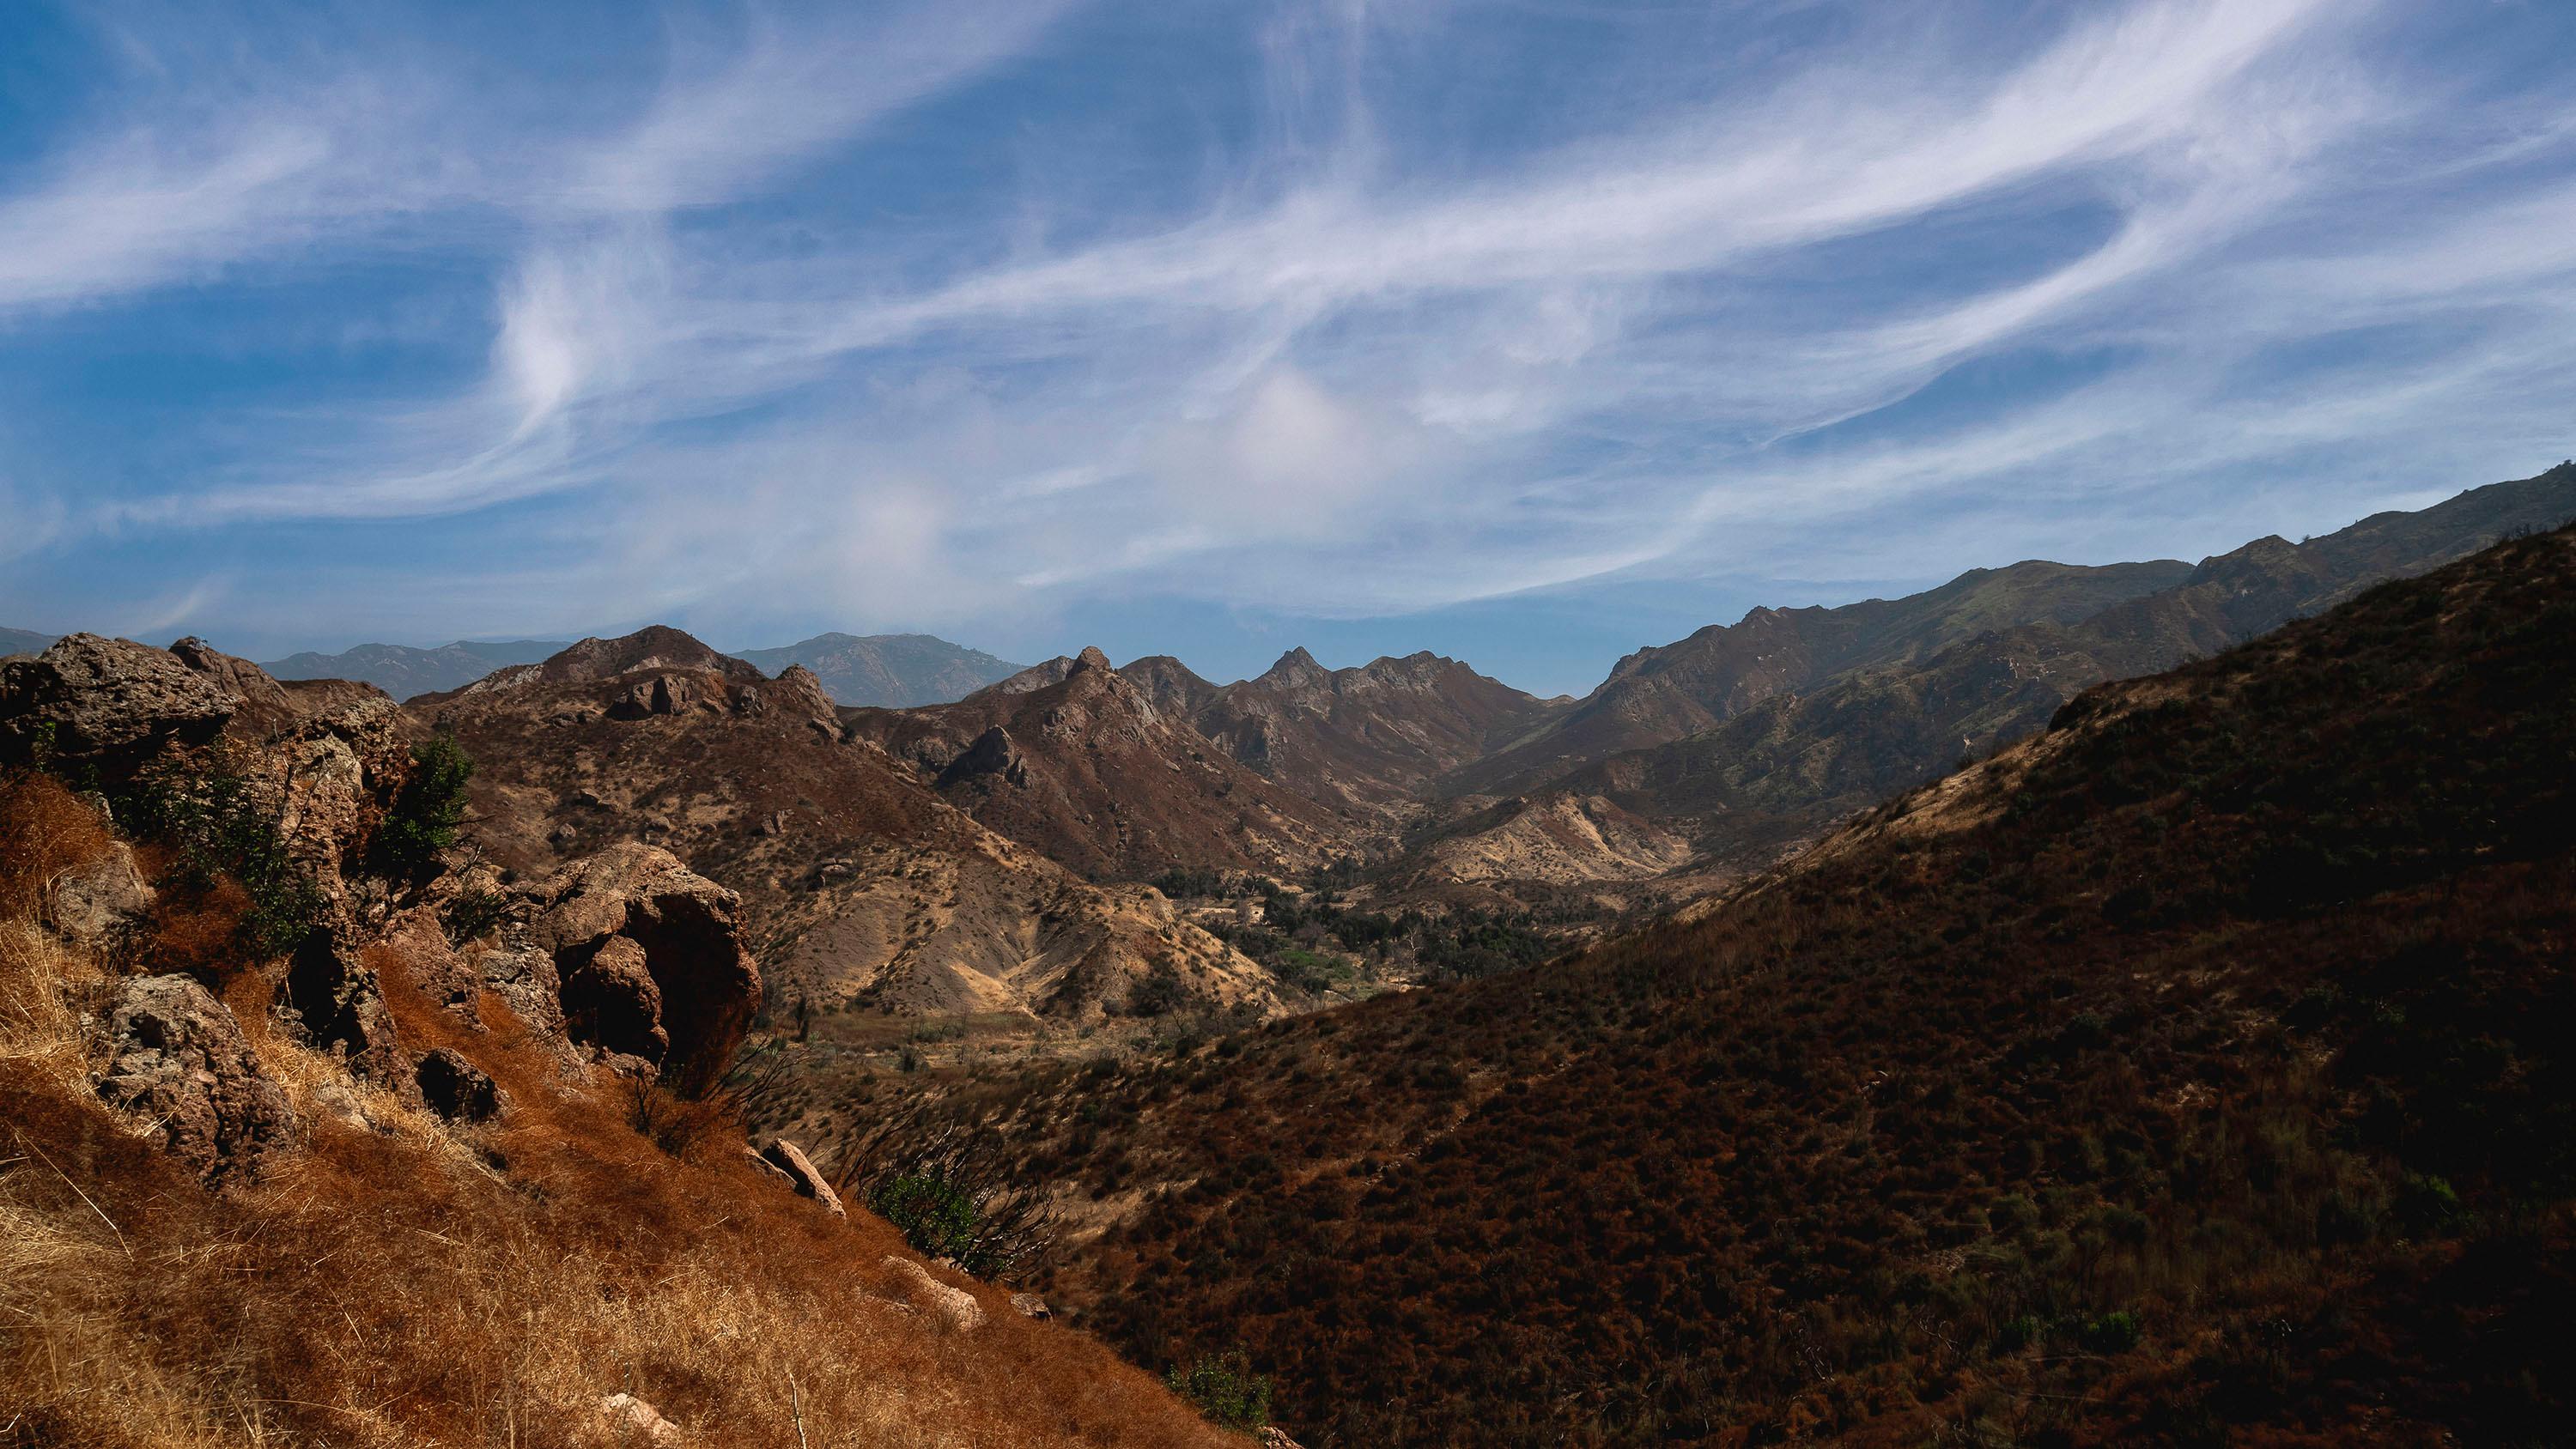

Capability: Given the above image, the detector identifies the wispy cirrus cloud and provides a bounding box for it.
[2,0,2571,691]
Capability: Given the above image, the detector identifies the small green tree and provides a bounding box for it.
[1166,1350,1272,1432]
[375,734,472,876]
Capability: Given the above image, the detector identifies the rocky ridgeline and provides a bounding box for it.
[0,632,765,1183]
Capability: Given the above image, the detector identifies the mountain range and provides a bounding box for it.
[817,512,2576,1446]
[0,625,58,657]
[732,632,1027,708]
[252,632,1029,706]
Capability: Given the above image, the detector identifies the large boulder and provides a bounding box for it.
[0,634,239,779]
[167,637,301,740]
[267,695,407,891]
[94,975,298,1185]
[562,935,667,1072]
[475,944,574,1050]
[519,845,761,1094]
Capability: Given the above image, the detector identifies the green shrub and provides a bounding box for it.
[2077,1311,2142,1354]
[122,749,325,956]
[843,1125,1060,1282]
[2395,1173,2465,1236]
[374,734,472,877]
[1166,1350,1273,1431]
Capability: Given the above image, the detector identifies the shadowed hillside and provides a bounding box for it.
[1410,464,2576,888]
[826,523,2576,1445]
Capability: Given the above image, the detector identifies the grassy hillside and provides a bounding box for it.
[842,524,2576,1445]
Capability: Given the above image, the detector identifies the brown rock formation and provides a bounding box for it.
[519,843,762,1093]
[422,628,1282,1023]
[280,927,415,1094]
[0,634,239,779]
[94,974,299,1185]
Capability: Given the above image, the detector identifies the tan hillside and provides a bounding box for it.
[846,646,1350,881]
[415,631,1278,1023]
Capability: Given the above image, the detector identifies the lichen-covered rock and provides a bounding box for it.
[41,842,152,954]
[94,975,297,1185]
[415,1047,507,1122]
[518,844,760,1093]
[0,634,238,779]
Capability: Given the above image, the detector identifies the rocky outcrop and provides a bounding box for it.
[756,1138,845,1217]
[415,1047,507,1123]
[474,945,573,1049]
[269,695,406,893]
[0,634,239,779]
[280,928,415,1094]
[750,664,840,731]
[168,636,305,739]
[94,975,298,1185]
[935,725,1026,788]
[519,845,761,1093]
[609,674,700,720]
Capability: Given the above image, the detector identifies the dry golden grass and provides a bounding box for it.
[0,778,1231,1449]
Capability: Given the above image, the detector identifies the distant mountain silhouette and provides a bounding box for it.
[263,639,568,700]
[730,632,1024,707]
[0,627,59,658]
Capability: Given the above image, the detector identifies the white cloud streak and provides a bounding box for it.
[6,0,2574,672]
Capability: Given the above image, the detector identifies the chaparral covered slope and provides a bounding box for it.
[834,521,2576,1446]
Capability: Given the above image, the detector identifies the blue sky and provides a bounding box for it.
[2,0,2571,696]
